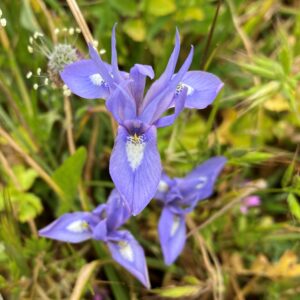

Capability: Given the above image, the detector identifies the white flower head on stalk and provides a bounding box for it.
[26,27,104,95]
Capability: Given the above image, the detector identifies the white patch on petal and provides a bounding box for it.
[118,241,134,262]
[196,176,207,189]
[89,73,105,86]
[171,215,181,236]
[66,220,89,233]
[176,83,194,96]
[158,180,169,193]
[126,134,145,171]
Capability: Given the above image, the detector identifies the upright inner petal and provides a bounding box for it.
[118,241,134,262]
[66,220,89,233]
[125,134,146,171]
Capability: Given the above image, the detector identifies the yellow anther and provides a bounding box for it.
[133,133,139,143]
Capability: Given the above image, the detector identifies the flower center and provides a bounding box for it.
[126,134,145,171]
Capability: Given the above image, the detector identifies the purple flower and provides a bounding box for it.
[39,189,150,288]
[60,26,223,215]
[240,195,261,214]
[156,157,227,265]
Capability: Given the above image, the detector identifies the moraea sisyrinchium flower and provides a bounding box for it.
[39,189,150,288]
[60,25,223,215]
[155,157,227,265]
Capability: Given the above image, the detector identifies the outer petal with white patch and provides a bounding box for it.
[109,125,161,215]
[158,207,186,265]
[177,156,227,207]
[181,71,224,109]
[107,230,150,289]
[60,59,110,99]
[39,212,99,243]
[155,172,175,202]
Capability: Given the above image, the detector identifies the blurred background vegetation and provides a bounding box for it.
[0,0,300,299]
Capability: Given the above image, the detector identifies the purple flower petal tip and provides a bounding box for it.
[108,231,150,288]
[39,212,98,243]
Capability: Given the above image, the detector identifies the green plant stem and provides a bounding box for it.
[92,242,129,300]
[201,0,222,70]
[0,29,33,117]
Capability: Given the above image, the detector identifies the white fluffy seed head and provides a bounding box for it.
[33,83,39,90]
[37,68,41,75]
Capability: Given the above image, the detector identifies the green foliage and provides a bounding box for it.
[0,0,300,299]
[52,147,87,212]
[0,165,42,222]
[287,193,300,221]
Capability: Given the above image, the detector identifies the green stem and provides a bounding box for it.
[201,0,222,70]
[92,242,129,300]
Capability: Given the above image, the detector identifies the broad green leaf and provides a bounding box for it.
[123,19,146,42]
[52,147,87,207]
[12,165,38,191]
[287,193,300,220]
[109,0,138,17]
[147,0,176,16]
[175,7,204,22]
[18,193,43,222]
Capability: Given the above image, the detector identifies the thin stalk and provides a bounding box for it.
[64,96,76,154]
[0,150,22,190]
[0,127,64,197]
[92,242,129,300]
[0,80,39,150]
[0,27,33,116]
[63,95,90,210]
[187,185,260,237]
[66,0,94,44]
[35,0,57,43]
[201,0,222,70]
